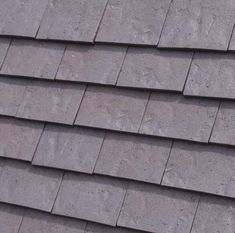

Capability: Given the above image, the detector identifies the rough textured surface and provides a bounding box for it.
[118,182,199,233]
[53,173,127,226]
[1,39,65,79]
[33,124,105,173]
[95,132,172,184]
[159,0,235,50]
[117,47,192,91]
[56,44,127,84]
[140,93,219,142]
[76,86,149,132]
[96,0,171,45]
[37,0,108,42]
[0,38,10,67]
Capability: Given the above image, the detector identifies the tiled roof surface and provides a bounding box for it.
[0,0,235,233]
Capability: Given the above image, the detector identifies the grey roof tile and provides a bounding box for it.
[0,160,63,211]
[191,195,235,233]
[162,141,235,198]
[184,52,235,99]
[117,47,192,91]
[1,39,65,79]
[17,80,86,124]
[228,31,235,50]
[94,132,172,184]
[0,38,10,67]
[75,86,149,133]
[0,117,44,161]
[96,0,171,45]
[158,0,235,50]
[53,173,128,226]
[56,44,127,84]
[37,0,108,42]
[118,182,199,233]
[19,209,86,233]
[33,124,105,173]
[139,93,219,142]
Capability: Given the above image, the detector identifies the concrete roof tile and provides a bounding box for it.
[0,38,10,67]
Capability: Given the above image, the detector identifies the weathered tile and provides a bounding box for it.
[184,52,235,99]
[1,39,65,79]
[117,47,192,91]
[0,38,10,67]
[17,80,86,124]
[19,209,86,233]
[228,31,235,50]
[118,182,199,233]
[76,86,149,132]
[139,93,219,142]
[56,44,127,84]
[162,141,235,198]
[95,132,171,184]
[33,124,105,173]
[0,160,63,211]
[159,0,235,50]
[191,195,235,233]
[0,117,44,161]
[96,0,171,45]
[53,173,127,226]
[37,0,108,42]
[0,203,24,233]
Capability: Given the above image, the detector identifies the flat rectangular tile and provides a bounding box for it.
[0,38,10,67]
[33,124,105,173]
[94,132,172,184]
[0,117,44,161]
[53,173,128,226]
[184,52,235,99]
[159,0,235,50]
[37,0,108,42]
[1,39,65,79]
[139,93,219,142]
[0,160,63,211]
[162,141,235,198]
[118,182,199,233]
[96,0,171,45]
[75,86,149,133]
[17,80,86,124]
[56,44,127,84]
[117,47,192,91]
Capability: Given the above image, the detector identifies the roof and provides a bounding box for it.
[0,0,235,233]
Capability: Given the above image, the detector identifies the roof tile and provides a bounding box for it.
[53,173,128,226]
[37,0,108,42]
[75,86,149,133]
[118,182,199,233]
[56,44,127,84]
[139,93,219,142]
[0,38,10,67]
[162,141,235,198]
[94,132,172,184]
[96,0,171,45]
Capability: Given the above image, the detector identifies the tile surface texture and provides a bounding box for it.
[0,38,10,67]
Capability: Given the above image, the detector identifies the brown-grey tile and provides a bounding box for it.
[53,173,128,226]
[162,141,235,198]
[117,182,199,233]
[75,86,149,133]
[0,38,10,67]
[94,132,171,184]
[117,47,192,91]
[17,80,86,124]
[56,44,127,84]
[0,160,63,211]
[139,93,219,142]
[96,0,171,45]
[37,0,108,42]
[33,124,105,173]
[1,39,65,79]
[159,0,235,50]
[0,117,44,161]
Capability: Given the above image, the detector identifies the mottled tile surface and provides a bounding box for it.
[139,93,219,142]
[96,0,171,45]
[53,173,127,226]
[118,47,192,91]
[0,38,10,67]
[118,182,199,233]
